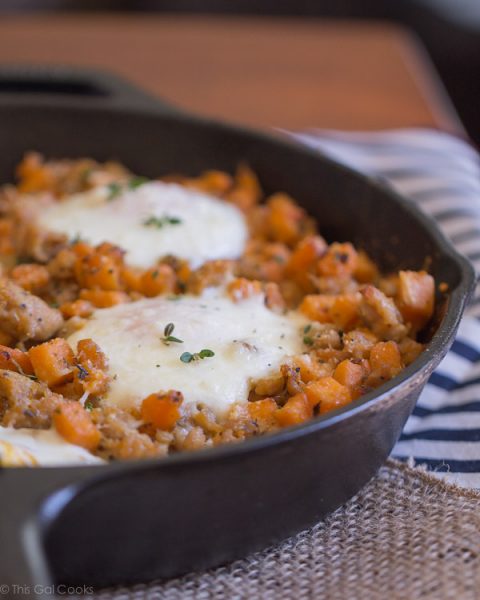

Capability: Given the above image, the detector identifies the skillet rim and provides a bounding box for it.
[1,99,476,473]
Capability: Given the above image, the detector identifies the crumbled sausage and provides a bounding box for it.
[359,285,407,341]
[0,369,62,429]
[0,279,63,342]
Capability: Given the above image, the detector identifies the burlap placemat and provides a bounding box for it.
[92,460,480,600]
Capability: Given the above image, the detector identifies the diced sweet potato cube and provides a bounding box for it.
[267,193,307,246]
[333,360,364,389]
[300,293,359,329]
[304,376,352,414]
[60,299,94,319]
[330,294,360,329]
[248,398,278,426]
[121,266,143,293]
[141,391,183,430]
[227,278,262,302]
[369,341,403,382]
[0,345,34,375]
[77,338,108,371]
[300,295,335,322]
[226,163,262,211]
[95,242,125,265]
[75,338,109,396]
[286,235,327,290]
[397,270,434,331]
[11,264,50,294]
[354,251,379,283]
[398,337,424,366]
[71,241,94,260]
[187,170,233,196]
[141,265,176,297]
[292,354,332,383]
[79,289,129,308]
[53,401,101,450]
[317,242,358,278]
[16,152,55,193]
[75,252,122,291]
[28,338,75,387]
[275,392,312,427]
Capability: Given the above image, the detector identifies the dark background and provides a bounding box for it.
[2,0,480,144]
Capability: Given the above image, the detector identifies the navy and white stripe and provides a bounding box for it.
[290,128,480,488]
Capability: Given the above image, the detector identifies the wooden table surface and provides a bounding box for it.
[0,14,463,133]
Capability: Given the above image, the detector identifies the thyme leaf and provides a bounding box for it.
[180,349,215,363]
[106,182,122,200]
[180,351,194,363]
[164,336,183,345]
[161,323,183,346]
[143,214,182,228]
[164,322,175,337]
[106,176,148,201]
[128,176,149,189]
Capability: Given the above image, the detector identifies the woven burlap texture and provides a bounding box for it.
[92,460,480,600]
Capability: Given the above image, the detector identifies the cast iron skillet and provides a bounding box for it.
[0,66,475,596]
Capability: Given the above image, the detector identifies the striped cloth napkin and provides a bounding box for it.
[290,129,480,489]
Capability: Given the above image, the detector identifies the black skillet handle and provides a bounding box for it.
[0,65,178,115]
[0,465,102,598]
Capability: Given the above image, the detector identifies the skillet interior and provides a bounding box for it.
[0,76,474,590]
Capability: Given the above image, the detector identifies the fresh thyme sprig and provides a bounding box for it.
[143,215,182,228]
[106,181,122,200]
[180,349,215,363]
[303,324,314,346]
[106,176,149,201]
[128,176,149,189]
[161,323,183,346]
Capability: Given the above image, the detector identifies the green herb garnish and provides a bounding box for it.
[106,176,148,200]
[161,322,183,346]
[128,176,149,189]
[303,336,314,346]
[180,349,215,363]
[143,214,183,229]
[85,399,94,411]
[106,181,122,200]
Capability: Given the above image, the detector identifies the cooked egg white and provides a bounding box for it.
[67,291,307,417]
[0,426,105,467]
[35,181,248,268]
